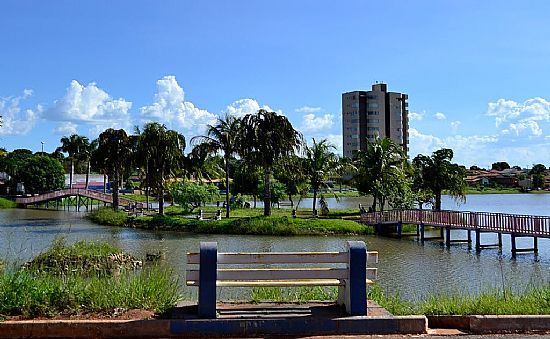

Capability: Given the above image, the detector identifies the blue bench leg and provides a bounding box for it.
[340,241,367,316]
[198,241,217,318]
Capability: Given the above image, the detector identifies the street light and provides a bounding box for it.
[41,141,44,153]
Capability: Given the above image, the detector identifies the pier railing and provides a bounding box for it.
[15,188,134,206]
[361,209,550,238]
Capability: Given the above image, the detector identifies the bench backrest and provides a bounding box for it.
[186,249,378,283]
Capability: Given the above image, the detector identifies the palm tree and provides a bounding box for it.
[353,137,406,212]
[138,122,185,215]
[240,109,302,216]
[57,134,89,189]
[412,148,466,211]
[191,114,241,218]
[95,129,132,210]
[302,138,338,213]
[185,143,224,183]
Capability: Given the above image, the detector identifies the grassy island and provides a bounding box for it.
[87,206,375,236]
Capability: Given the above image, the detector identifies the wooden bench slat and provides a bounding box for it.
[186,268,377,281]
[186,279,376,287]
[187,251,378,264]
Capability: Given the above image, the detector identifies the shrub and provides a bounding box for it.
[87,207,128,226]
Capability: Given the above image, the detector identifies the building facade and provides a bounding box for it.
[342,83,409,158]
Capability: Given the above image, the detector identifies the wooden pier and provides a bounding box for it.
[14,188,135,212]
[361,209,550,256]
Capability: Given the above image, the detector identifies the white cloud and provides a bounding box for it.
[450,121,461,132]
[45,80,133,132]
[295,106,321,113]
[53,122,78,135]
[223,98,278,117]
[324,134,343,156]
[486,97,550,137]
[0,90,41,135]
[300,113,334,132]
[140,75,217,134]
[434,112,446,120]
[409,111,424,121]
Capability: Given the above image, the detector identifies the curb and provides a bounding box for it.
[428,315,550,333]
[0,316,427,338]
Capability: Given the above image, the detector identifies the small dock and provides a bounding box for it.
[361,209,550,256]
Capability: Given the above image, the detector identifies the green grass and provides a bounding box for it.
[132,213,374,236]
[24,238,135,275]
[251,284,550,316]
[0,266,179,318]
[0,239,180,318]
[0,197,16,209]
[121,193,157,202]
[87,207,128,227]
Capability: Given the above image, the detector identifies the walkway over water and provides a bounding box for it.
[361,209,550,255]
[15,188,135,209]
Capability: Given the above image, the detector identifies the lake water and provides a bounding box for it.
[1,193,549,301]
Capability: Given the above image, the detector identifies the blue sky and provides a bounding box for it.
[2,1,550,167]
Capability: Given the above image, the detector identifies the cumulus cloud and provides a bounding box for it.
[434,112,446,120]
[140,76,217,134]
[408,111,424,121]
[487,97,550,137]
[0,90,41,135]
[295,106,321,113]
[324,134,343,156]
[223,98,278,117]
[53,122,78,135]
[45,80,133,133]
[300,113,334,132]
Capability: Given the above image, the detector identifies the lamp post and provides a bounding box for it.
[41,141,44,153]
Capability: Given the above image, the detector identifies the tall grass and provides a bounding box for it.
[0,239,180,318]
[251,284,550,316]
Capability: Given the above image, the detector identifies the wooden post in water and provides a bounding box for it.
[445,226,451,247]
[397,222,402,239]
[511,233,517,256]
[420,223,425,243]
[475,229,481,252]
[534,237,538,254]
[498,233,503,248]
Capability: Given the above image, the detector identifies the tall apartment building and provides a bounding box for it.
[342,83,409,158]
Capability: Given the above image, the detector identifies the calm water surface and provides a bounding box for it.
[1,193,549,301]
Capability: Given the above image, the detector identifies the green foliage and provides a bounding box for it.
[0,266,179,317]
[240,109,302,216]
[17,155,65,194]
[302,138,339,212]
[412,148,467,210]
[491,161,510,171]
[532,173,545,189]
[24,238,133,276]
[530,163,546,175]
[353,137,408,212]
[0,197,16,208]
[171,182,220,213]
[257,180,286,204]
[87,207,128,226]
[137,122,186,215]
[273,155,309,203]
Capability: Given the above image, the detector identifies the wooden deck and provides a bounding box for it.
[361,209,550,238]
[15,188,134,207]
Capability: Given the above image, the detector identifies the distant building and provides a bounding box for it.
[342,83,409,158]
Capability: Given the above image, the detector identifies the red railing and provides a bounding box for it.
[361,209,550,237]
[15,189,134,206]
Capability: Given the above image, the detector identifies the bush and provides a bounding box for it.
[0,197,16,209]
[87,207,128,226]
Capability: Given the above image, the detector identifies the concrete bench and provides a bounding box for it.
[186,241,378,318]
[196,209,222,220]
[278,201,294,208]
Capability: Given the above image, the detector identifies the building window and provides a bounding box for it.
[367,95,377,99]
[367,111,379,115]
[367,118,380,123]
[368,102,379,109]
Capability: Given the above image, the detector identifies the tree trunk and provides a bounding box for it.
[435,191,442,211]
[263,167,271,216]
[225,159,230,218]
[69,160,74,189]
[145,161,149,210]
[159,169,165,215]
[103,173,107,194]
[253,195,257,208]
[85,160,90,190]
[289,195,293,207]
[112,170,119,211]
[312,188,318,214]
[371,195,377,212]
